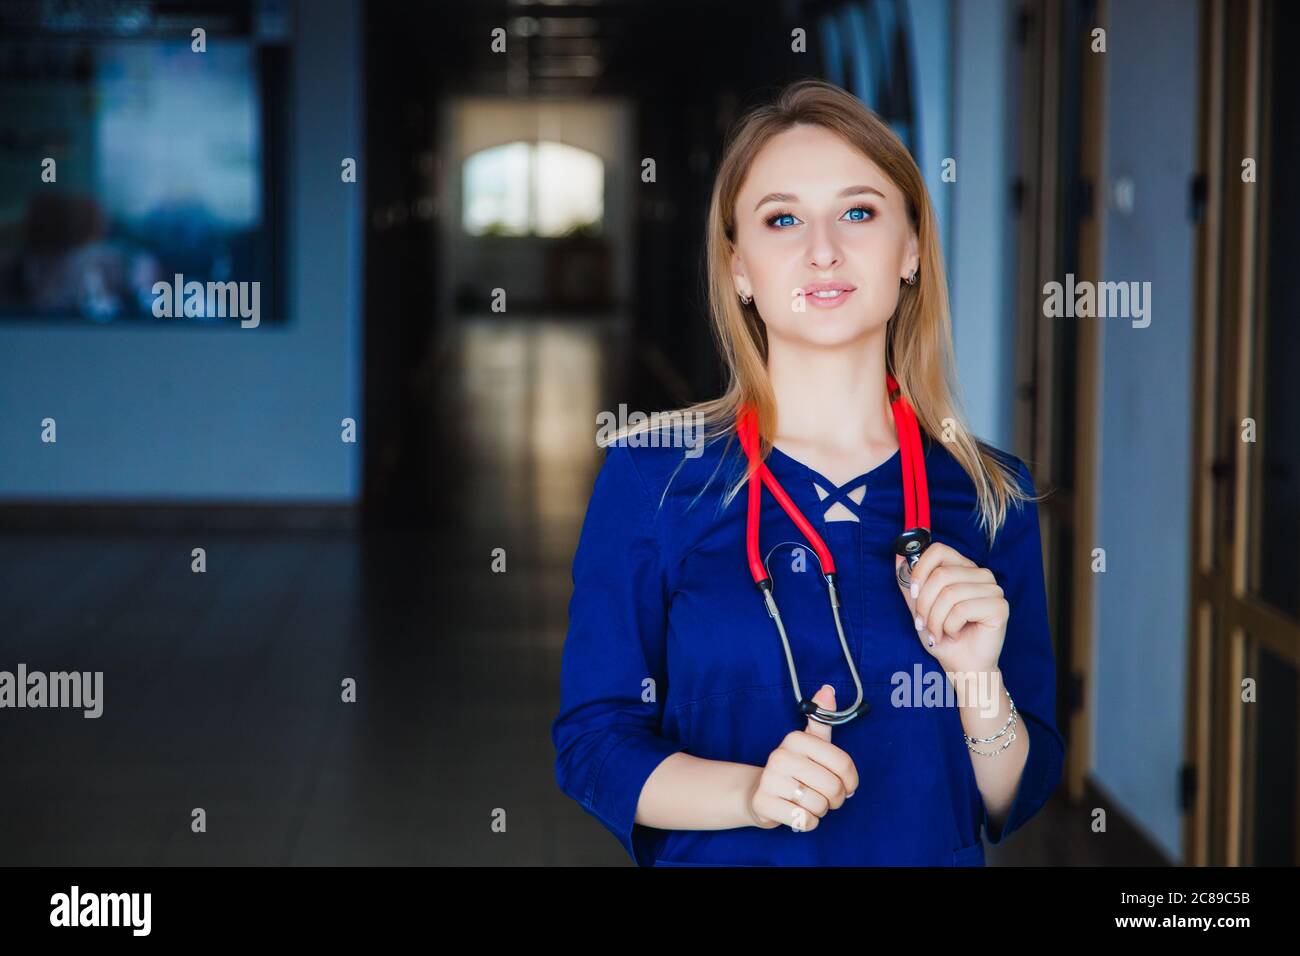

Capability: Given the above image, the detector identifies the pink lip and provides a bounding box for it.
[801,281,857,294]
[801,284,857,309]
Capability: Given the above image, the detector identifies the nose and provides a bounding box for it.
[806,219,841,271]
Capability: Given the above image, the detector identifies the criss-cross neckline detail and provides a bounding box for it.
[764,442,899,486]
[813,480,868,511]
[764,442,905,525]
[767,443,902,493]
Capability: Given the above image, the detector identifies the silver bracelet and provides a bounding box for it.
[967,727,1018,757]
[962,684,1017,745]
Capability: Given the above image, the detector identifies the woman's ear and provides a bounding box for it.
[903,231,919,280]
[732,250,752,300]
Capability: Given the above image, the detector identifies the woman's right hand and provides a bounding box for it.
[746,684,860,831]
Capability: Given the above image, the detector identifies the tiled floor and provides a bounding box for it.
[0,315,1162,866]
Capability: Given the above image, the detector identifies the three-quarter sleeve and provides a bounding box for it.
[551,443,684,866]
[978,456,1066,845]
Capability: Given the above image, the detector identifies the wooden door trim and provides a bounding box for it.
[1069,0,1105,808]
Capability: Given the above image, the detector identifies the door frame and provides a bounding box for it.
[1186,0,1300,866]
[1011,0,1106,807]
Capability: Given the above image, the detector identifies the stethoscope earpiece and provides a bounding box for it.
[800,696,872,725]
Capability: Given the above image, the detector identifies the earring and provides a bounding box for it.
[739,292,752,305]
[905,269,918,286]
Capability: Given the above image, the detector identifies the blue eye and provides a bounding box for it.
[842,205,874,222]
[765,212,799,228]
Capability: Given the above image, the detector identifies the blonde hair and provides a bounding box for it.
[614,78,1035,545]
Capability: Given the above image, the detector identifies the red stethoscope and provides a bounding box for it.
[736,372,932,726]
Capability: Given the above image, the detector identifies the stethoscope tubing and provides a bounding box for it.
[737,373,931,726]
[759,541,866,725]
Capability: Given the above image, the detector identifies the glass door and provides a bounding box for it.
[1187,0,1300,866]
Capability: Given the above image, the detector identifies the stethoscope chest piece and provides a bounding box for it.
[892,526,932,589]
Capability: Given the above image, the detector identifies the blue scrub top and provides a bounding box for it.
[551,424,1064,866]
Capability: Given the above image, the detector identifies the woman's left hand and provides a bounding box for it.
[895,543,1007,674]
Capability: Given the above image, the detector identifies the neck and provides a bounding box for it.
[767,330,896,451]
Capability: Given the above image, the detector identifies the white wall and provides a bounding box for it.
[1092,0,1199,862]
[948,0,1017,449]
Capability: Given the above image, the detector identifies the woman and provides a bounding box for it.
[551,79,1064,866]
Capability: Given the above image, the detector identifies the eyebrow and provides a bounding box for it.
[754,184,886,211]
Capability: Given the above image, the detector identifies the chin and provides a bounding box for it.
[773,317,880,349]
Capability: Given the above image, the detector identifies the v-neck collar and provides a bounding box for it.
[765,441,905,498]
